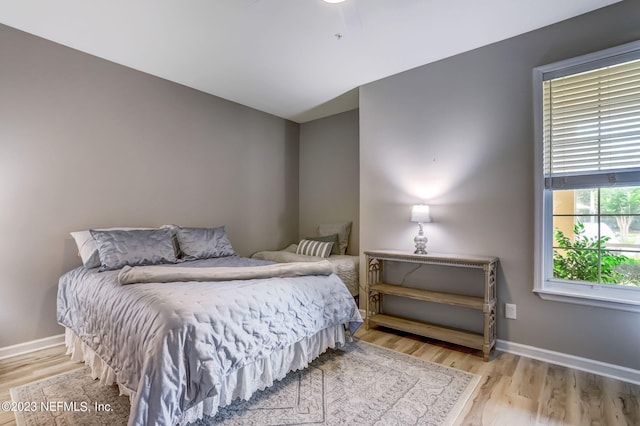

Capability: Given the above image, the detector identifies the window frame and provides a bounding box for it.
[533,40,640,312]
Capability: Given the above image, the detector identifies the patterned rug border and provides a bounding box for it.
[10,339,482,426]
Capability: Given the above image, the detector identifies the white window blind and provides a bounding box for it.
[543,56,640,189]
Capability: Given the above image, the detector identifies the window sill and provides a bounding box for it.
[535,281,640,313]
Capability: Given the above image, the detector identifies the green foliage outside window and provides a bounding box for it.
[599,187,640,242]
[553,222,628,284]
[575,187,640,242]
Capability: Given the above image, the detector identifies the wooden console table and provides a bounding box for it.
[365,250,498,361]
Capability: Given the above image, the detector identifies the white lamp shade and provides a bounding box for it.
[411,204,431,223]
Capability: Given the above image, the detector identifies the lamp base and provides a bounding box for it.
[414,223,428,255]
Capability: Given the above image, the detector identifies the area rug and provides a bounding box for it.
[10,340,480,425]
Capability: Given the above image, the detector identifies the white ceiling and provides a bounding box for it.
[0,0,621,123]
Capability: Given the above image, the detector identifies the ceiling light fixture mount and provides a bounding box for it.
[323,0,346,3]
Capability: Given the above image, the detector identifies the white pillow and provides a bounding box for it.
[318,222,352,255]
[70,227,153,268]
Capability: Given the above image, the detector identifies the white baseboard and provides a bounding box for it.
[0,334,65,361]
[496,339,640,386]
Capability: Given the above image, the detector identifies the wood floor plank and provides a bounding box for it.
[456,374,501,426]
[482,374,539,426]
[1,328,639,426]
[537,363,570,425]
[510,357,548,400]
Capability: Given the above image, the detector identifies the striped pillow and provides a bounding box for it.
[296,239,334,258]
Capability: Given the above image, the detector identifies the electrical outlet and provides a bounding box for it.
[505,303,517,319]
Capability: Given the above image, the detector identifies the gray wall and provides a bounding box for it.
[360,0,640,370]
[299,110,359,254]
[0,24,300,347]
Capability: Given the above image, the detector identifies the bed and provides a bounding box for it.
[58,226,362,426]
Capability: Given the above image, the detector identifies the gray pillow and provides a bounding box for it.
[318,222,352,255]
[90,228,178,271]
[174,226,236,260]
[70,227,154,269]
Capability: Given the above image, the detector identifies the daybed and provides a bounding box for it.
[252,221,360,298]
[58,226,362,426]
[251,243,360,297]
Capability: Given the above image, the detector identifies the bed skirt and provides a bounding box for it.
[64,324,347,425]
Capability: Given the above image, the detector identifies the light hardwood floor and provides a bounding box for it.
[1,328,639,426]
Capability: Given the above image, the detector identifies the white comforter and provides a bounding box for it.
[57,256,362,426]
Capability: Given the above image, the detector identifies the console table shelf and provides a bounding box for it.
[370,283,484,310]
[367,314,485,350]
[365,250,498,361]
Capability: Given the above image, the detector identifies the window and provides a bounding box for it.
[534,41,640,311]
